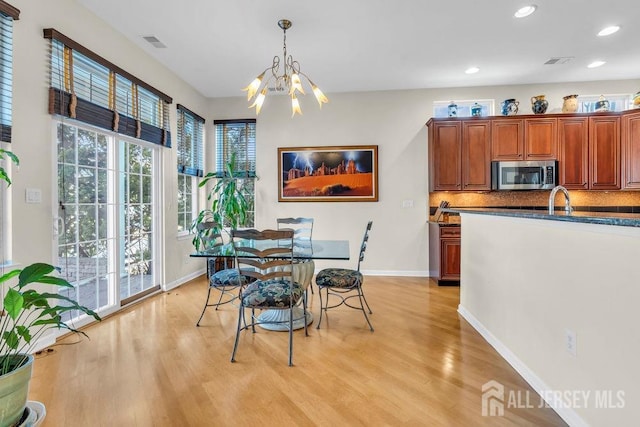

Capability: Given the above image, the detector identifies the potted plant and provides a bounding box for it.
[190,153,252,249]
[0,149,101,426]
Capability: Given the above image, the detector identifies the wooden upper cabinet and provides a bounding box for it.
[461,121,491,190]
[622,110,640,189]
[558,117,589,189]
[524,118,557,160]
[589,116,620,190]
[429,121,461,191]
[491,119,523,160]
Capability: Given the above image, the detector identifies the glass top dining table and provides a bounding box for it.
[190,238,350,331]
[189,239,350,260]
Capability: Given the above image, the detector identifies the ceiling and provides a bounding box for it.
[76,0,640,99]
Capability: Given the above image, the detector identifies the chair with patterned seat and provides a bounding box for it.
[315,221,374,331]
[195,221,245,326]
[277,217,314,294]
[230,228,308,366]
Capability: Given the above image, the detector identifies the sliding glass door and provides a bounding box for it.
[56,121,160,319]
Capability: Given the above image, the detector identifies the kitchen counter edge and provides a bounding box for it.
[442,207,640,228]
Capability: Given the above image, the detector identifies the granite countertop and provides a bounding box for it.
[428,215,461,226]
[443,207,640,228]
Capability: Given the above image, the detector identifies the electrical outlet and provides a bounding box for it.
[565,329,577,357]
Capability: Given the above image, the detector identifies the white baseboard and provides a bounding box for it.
[360,269,430,277]
[165,269,205,291]
[457,304,588,427]
[32,334,57,354]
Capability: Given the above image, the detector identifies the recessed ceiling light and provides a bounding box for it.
[597,25,621,36]
[587,60,606,68]
[465,67,480,74]
[514,5,537,18]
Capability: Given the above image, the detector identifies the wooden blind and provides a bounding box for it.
[44,28,172,147]
[177,104,204,177]
[213,119,256,178]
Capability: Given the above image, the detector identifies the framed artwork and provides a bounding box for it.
[278,145,378,202]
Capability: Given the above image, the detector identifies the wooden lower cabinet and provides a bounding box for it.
[429,223,460,284]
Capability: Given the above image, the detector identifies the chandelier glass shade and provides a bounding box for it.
[243,19,328,116]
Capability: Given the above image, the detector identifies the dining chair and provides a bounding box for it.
[195,221,245,326]
[277,217,314,294]
[230,228,308,366]
[315,221,374,331]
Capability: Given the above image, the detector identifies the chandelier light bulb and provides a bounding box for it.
[243,19,328,116]
[311,82,328,108]
[291,94,302,117]
[243,71,265,101]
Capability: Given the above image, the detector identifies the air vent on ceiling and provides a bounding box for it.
[544,57,574,65]
[142,36,167,49]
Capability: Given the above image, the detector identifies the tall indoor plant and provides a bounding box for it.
[0,149,101,426]
[190,153,251,249]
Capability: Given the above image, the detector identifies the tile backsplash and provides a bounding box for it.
[429,190,640,213]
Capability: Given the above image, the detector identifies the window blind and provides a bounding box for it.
[0,1,19,143]
[44,28,172,147]
[177,104,204,177]
[213,119,256,178]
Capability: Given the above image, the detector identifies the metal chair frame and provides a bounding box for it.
[195,222,241,326]
[230,228,308,366]
[316,221,374,331]
[276,217,314,294]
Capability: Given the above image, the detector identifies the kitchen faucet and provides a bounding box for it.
[548,185,572,215]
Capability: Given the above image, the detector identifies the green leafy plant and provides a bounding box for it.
[190,153,251,248]
[0,150,101,375]
[0,148,19,186]
[0,264,100,374]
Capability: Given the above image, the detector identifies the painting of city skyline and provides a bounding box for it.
[278,145,378,202]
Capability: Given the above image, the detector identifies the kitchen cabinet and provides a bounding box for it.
[558,117,589,189]
[428,119,491,191]
[462,121,492,190]
[589,116,620,190]
[429,223,460,284]
[492,117,556,160]
[491,119,523,160]
[524,117,557,160]
[622,110,640,189]
[429,121,461,191]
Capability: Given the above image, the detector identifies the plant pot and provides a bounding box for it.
[0,355,33,427]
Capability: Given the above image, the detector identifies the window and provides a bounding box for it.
[214,119,256,227]
[578,94,631,113]
[433,99,495,118]
[45,28,172,147]
[0,1,19,268]
[177,105,204,233]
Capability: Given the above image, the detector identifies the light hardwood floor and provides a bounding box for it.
[30,276,567,426]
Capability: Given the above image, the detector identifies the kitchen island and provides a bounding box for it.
[447,207,639,427]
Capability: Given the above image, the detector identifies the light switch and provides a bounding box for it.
[26,188,42,204]
[402,199,414,208]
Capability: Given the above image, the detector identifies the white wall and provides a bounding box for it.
[458,213,639,426]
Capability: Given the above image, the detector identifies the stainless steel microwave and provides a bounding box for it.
[491,160,557,190]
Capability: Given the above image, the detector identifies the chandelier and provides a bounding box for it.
[243,19,328,116]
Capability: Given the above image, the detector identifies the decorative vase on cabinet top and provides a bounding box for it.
[501,99,519,116]
[562,94,579,113]
[470,102,482,117]
[595,95,609,112]
[447,101,458,117]
[531,95,548,114]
